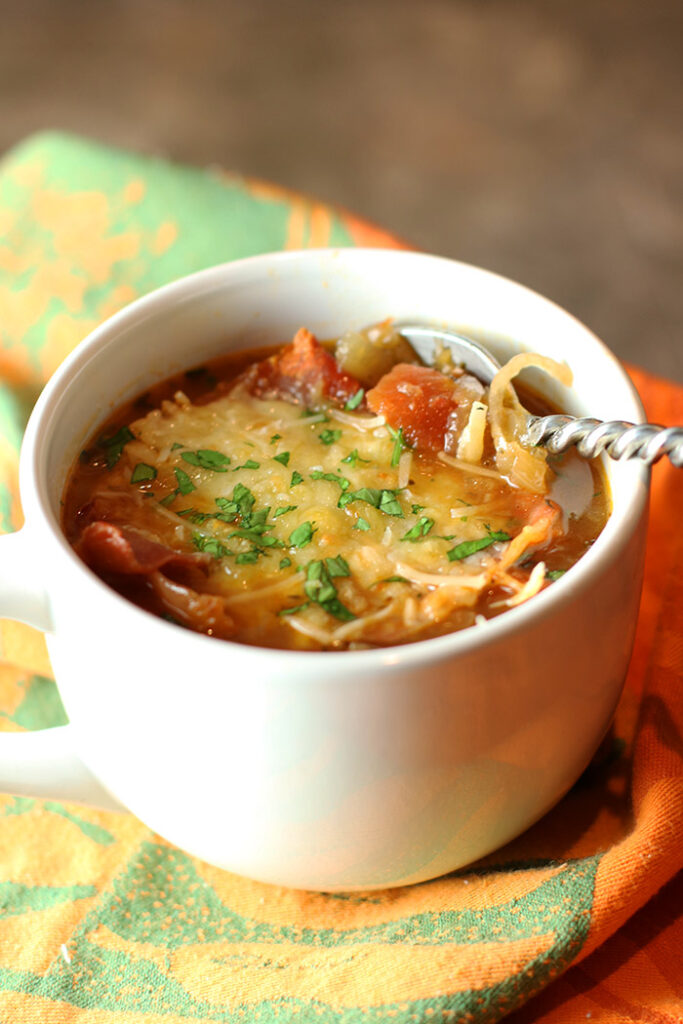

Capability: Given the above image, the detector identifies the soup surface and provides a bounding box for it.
[62,324,609,650]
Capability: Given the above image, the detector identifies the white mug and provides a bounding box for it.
[0,249,648,890]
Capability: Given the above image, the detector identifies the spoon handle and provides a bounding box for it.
[525,416,683,468]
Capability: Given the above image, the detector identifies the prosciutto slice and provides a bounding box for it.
[77,522,211,576]
[244,328,364,410]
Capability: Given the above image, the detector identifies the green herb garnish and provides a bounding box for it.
[290,470,304,487]
[130,463,157,484]
[387,425,410,468]
[270,434,282,444]
[288,522,316,548]
[447,531,510,561]
[173,467,195,495]
[304,559,355,621]
[215,482,255,522]
[379,490,403,516]
[341,449,371,467]
[228,528,283,548]
[99,425,134,469]
[344,388,365,411]
[235,550,260,565]
[546,569,567,581]
[319,428,342,446]
[279,557,292,569]
[278,602,310,616]
[310,470,350,491]
[338,487,403,517]
[274,505,298,518]
[192,534,233,559]
[182,449,231,472]
[401,516,434,541]
[353,517,370,531]
[273,452,290,467]
[324,554,351,577]
[232,459,260,471]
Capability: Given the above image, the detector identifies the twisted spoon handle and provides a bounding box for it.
[525,416,683,468]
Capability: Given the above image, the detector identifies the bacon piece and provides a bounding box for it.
[246,328,364,410]
[147,572,235,637]
[366,363,459,451]
[77,522,210,576]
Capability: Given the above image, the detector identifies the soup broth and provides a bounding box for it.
[62,326,609,650]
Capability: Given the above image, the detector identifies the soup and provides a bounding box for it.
[62,323,609,650]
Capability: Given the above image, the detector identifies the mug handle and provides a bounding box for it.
[0,529,125,812]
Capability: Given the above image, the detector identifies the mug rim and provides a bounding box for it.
[21,247,649,667]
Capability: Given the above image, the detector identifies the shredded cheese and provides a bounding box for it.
[397,450,412,489]
[394,562,490,591]
[438,451,504,480]
[504,561,547,607]
[456,400,488,464]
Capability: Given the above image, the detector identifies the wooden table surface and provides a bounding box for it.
[1,0,681,382]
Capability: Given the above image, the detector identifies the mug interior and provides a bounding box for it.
[25,248,648,633]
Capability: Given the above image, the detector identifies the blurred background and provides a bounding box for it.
[1,0,681,380]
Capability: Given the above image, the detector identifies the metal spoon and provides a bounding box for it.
[396,324,683,468]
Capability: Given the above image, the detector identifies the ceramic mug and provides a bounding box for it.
[0,249,649,891]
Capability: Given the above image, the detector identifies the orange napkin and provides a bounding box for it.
[0,132,680,1023]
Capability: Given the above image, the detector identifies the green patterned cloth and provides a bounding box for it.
[0,132,681,1024]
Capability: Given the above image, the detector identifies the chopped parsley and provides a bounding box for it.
[325,554,351,577]
[344,388,365,411]
[379,490,404,516]
[401,516,434,541]
[192,534,233,559]
[99,425,134,469]
[171,442,184,451]
[232,459,260,471]
[546,569,567,581]
[338,487,404,517]
[353,517,370,531]
[341,449,370,467]
[288,521,316,548]
[279,556,293,569]
[319,428,342,446]
[273,452,290,467]
[235,550,260,565]
[278,602,310,616]
[387,425,410,468]
[411,504,425,514]
[446,530,510,562]
[303,558,355,621]
[310,470,350,491]
[376,575,409,585]
[270,434,282,444]
[182,449,231,471]
[176,507,212,523]
[130,463,157,484]
[175,467,196,494]
[215,482,255,522]
[274,505,298,518]
[228,527,283,548]
[290,470,304,487]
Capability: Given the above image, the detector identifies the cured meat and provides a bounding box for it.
[245,328,364,410]
[147,571,235,637]
[77,522,210,576]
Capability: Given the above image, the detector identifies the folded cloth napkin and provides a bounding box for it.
[0,132,680,1024]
